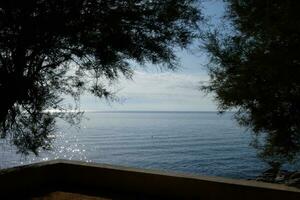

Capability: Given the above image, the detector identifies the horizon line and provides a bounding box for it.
[44,108,238,113]
[86,110,219,112]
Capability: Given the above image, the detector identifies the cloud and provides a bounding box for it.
[78,70,216,111]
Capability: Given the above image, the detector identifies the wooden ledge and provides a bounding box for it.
[0,159,299,199]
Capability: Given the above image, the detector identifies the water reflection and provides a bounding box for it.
[0,128,90,169]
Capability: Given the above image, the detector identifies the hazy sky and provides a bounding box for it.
[77,1,225,112]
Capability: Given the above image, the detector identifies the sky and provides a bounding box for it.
[77,1,225,112]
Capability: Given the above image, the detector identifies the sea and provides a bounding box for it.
[0,111,289,179]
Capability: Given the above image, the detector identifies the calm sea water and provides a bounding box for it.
[0,111,269,179]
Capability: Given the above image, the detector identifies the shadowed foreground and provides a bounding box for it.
[32,191,111,200]
[0,160,300,199]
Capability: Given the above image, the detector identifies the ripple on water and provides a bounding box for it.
[0,112,270,179]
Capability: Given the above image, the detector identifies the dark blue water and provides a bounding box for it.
[0,112,268,179]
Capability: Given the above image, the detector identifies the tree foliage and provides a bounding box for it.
[203,0,300,165]
[0,0,201,154]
